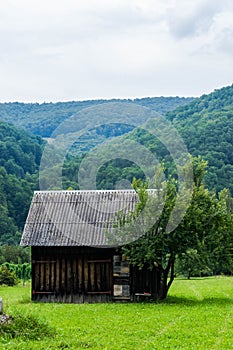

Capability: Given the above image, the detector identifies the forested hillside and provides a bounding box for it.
[0,97,193,245]
[0,97,193,137]
[0,121,44,177]
[0,120,44,244]
[168,84,233,193]
[61,84,233,194]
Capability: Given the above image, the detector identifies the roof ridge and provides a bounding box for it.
[34,189,157,194]
[34,189,137,194]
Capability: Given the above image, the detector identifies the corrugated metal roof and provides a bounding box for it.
[20,190,139,247]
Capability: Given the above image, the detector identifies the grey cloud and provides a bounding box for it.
[167,0,226,39]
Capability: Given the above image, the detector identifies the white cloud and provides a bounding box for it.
[0,0,232,101]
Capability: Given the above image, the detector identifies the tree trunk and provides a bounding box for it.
[158,272,169,300]
[157,256,175,300]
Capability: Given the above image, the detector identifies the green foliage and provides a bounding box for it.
[0,265,18,286]
[175,249,211,279]
[1,262,31,282]
[0,120,43,244]
[0,314,55,341]
[60,84,233,192]
[0,97,193,138]
[0,120,44,177]
[62,84,233,194]
[0,246,31,282]
[0,245,30,264]
[0,167,37,244]
[116,157,233,299]
[166,84,233,194]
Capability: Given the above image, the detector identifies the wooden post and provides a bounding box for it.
[0,298,3,314]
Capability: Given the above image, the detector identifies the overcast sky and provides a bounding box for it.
[0,0,233,102]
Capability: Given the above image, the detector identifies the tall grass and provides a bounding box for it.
[0,277,232,349]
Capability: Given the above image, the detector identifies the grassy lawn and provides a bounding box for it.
[0,277,233,349]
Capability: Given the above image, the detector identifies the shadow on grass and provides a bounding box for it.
[163,295,233,307]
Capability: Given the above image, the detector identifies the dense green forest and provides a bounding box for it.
[0,120,44,245]
[61,84,233,194]
[0,96,191,247]
[0,96,193,138]
[168,84,233,193]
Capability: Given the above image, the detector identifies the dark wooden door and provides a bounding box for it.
[87,259,112,295]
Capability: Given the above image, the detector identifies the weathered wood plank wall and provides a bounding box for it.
[131,265,161,300]
[31,247,160,303]
[32,247,114,303]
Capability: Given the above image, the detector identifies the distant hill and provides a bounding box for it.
[0,97,194,138]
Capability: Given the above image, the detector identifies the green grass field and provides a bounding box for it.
[0,277,233,349]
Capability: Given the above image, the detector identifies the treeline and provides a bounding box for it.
[0,97,193,137]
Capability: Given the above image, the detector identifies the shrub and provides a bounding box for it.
[0,314,56,341]
[0,265,18,286]
[1,262,31,281]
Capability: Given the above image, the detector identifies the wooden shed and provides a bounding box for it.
[21,190,160,303]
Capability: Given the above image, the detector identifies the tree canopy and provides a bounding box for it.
[0,97,193,138]
[115,157,233,300]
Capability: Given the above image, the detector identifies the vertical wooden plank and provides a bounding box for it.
[105,262,109,291]
[39,263,44,292]
[109,261,113,293]
[61,258,66,293]
[83,256,88,292]
[78,256,82,292]
[43,258,47,293]
[72,257,76,293]
[46,259,50,292]
[32,262,36,300]
[67,258,71,294]
[31,248,36,298]
[100,263,105,291]
[70,259,74,303]
[38,263,41,294]
[96,263,101,292]
[89,263,95,292]
[106,262,112,291]
[51,260,55,292]
[94,262,97,291]
[34,263,39,291]
[65,259,68,294]
[56,258,60,293]
[87,262,91,292]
